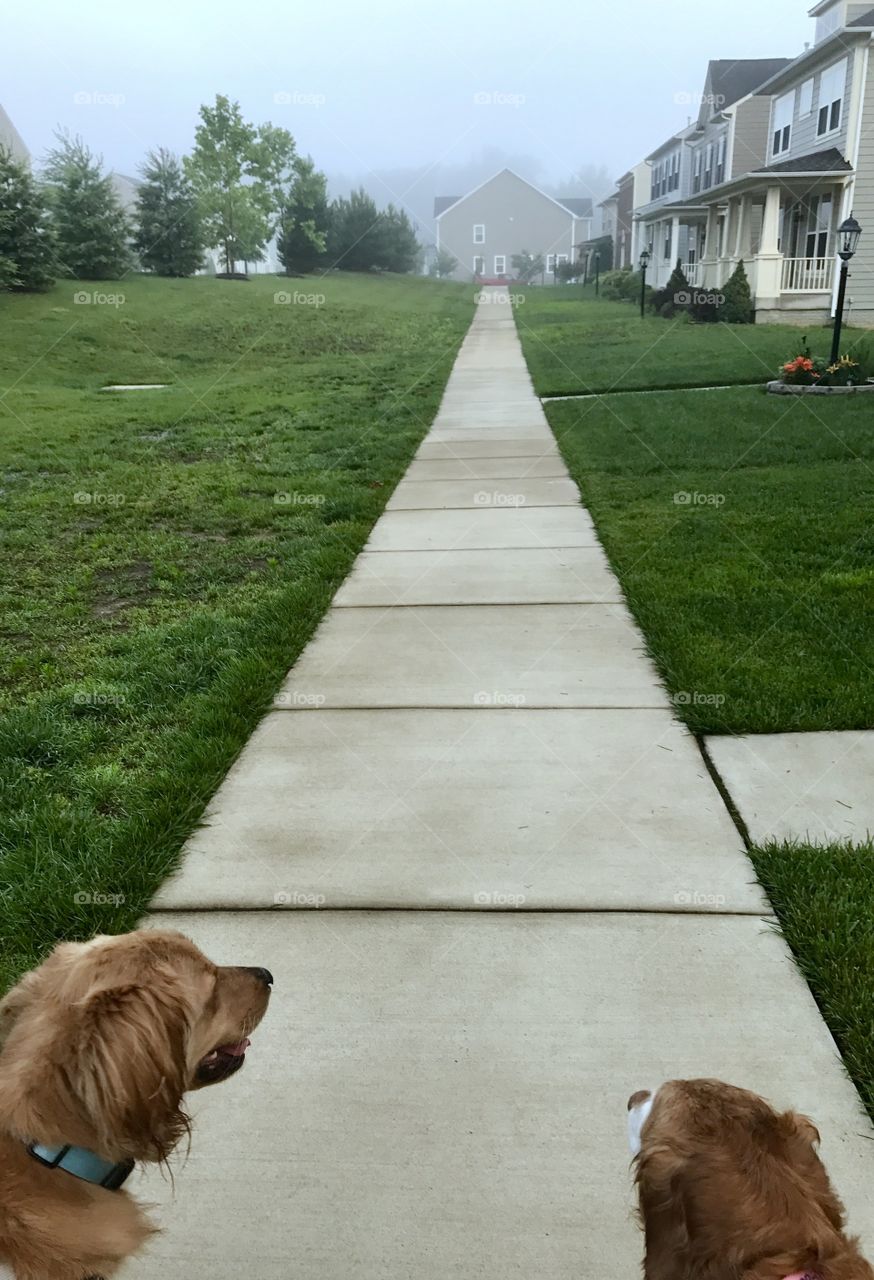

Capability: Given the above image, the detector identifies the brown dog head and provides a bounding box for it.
[0,929,272,1164]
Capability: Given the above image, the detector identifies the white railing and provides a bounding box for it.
[685,261,702,286]
[781,256,835,293]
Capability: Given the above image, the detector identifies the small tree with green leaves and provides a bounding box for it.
[430,247,457,278]
[277,156,329,274]
[511,251,545,283]
[0,146,56,290]
[43,132,131,279]
[134,148,203,277]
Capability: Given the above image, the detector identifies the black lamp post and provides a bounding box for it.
[830,212,862,366]
[639,246,651,319]
[594,251,601,296]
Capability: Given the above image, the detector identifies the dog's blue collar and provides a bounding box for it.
[27,1142,134,1190]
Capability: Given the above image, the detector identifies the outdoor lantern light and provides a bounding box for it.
[838,213,862,261]
[639,246,651,318]
[830,212,862,365]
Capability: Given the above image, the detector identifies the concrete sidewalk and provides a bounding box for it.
[133,290,874,1279]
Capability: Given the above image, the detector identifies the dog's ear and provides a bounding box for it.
[73,982,194,1162]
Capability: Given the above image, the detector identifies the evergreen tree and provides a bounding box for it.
[326,188,382,271]
[134,148,203,277]
[42,132,132,279]
[277,156,329,274]
[376,204,420,273]
[651,258,692,317]
[719,260,754,324]
[0,146,56,291]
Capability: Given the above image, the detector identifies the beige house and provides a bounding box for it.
[434,169,592,282]
[0,104,30,165]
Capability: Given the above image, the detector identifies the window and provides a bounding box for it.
[472,255,485,275]
[805,194,833,258]
[473,224,485,244]
[772,90,794,156]
[716,135,726,185]
[494,254,506,275]
[663,223,671,259]
[546,254,555,272]
[670,151,680,191]
[818,58,846,136]
[703,143,714,189]
[799,77,814,116]
[693,149,702,193]
[556,253,568,266]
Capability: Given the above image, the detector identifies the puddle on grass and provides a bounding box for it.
[101,384,169,391]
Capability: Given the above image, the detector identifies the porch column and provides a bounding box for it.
[755,185,783,304]
[733,193,753,264]
[669,214,680,267]
[701,204,719,286]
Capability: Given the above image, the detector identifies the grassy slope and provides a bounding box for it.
[514,285,868,394]
[0,272,475,987]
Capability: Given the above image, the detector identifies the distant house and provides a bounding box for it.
[434,169,593,282]
[110,173,141,213]
[0,104,30,165]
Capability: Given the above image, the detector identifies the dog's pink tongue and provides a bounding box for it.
[218,1038,250,1057]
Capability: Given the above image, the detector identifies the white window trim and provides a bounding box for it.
[556,253,568,265]
[772,90,794,157]
[817,59,847,138]
[473,223,485,244]
[494,254,506,275]
[799,77,815,116]
[472,255,484,275]
[546,254,555,272]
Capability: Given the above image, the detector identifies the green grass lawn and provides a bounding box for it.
[751,840,874,1119]
[0,271,475,988]
[524,294,874,1121]
[514,285,869,394]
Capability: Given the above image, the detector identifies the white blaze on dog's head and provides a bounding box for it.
[627,1088,656,1156]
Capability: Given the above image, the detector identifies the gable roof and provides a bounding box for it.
[433,169,592,220]
[751,145,853,175]
[697,58,793,124]
[849,6,874,23]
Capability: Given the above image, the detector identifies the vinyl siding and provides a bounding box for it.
[848,46,874,311]
[730,96,772,176]
[437,171,577,281]
[767,48,855,163]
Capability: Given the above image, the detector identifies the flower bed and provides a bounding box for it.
[768,340,874,394]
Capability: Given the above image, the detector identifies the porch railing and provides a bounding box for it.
[685,262,702,286]
[781,256,835,293]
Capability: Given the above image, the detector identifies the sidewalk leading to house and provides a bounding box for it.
[131,290,874,1280]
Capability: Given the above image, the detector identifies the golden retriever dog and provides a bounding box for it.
[628,1078,874,1280]
[0,929,272,1279]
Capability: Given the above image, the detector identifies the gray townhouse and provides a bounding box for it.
[434,169,592,282]
[634,58,792,292]
[0,104,30,165]
[689,0,874,324]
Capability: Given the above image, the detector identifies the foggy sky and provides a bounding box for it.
[8,0,811,227]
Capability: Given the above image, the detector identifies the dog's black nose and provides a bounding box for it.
[248,967,274,987]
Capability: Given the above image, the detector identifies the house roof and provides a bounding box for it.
[433,169,592,220]
[751,146,853,175]
[754,25,873,97]
[849,6,874,24]
[597,191,619,209]
[698,58,793,124]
